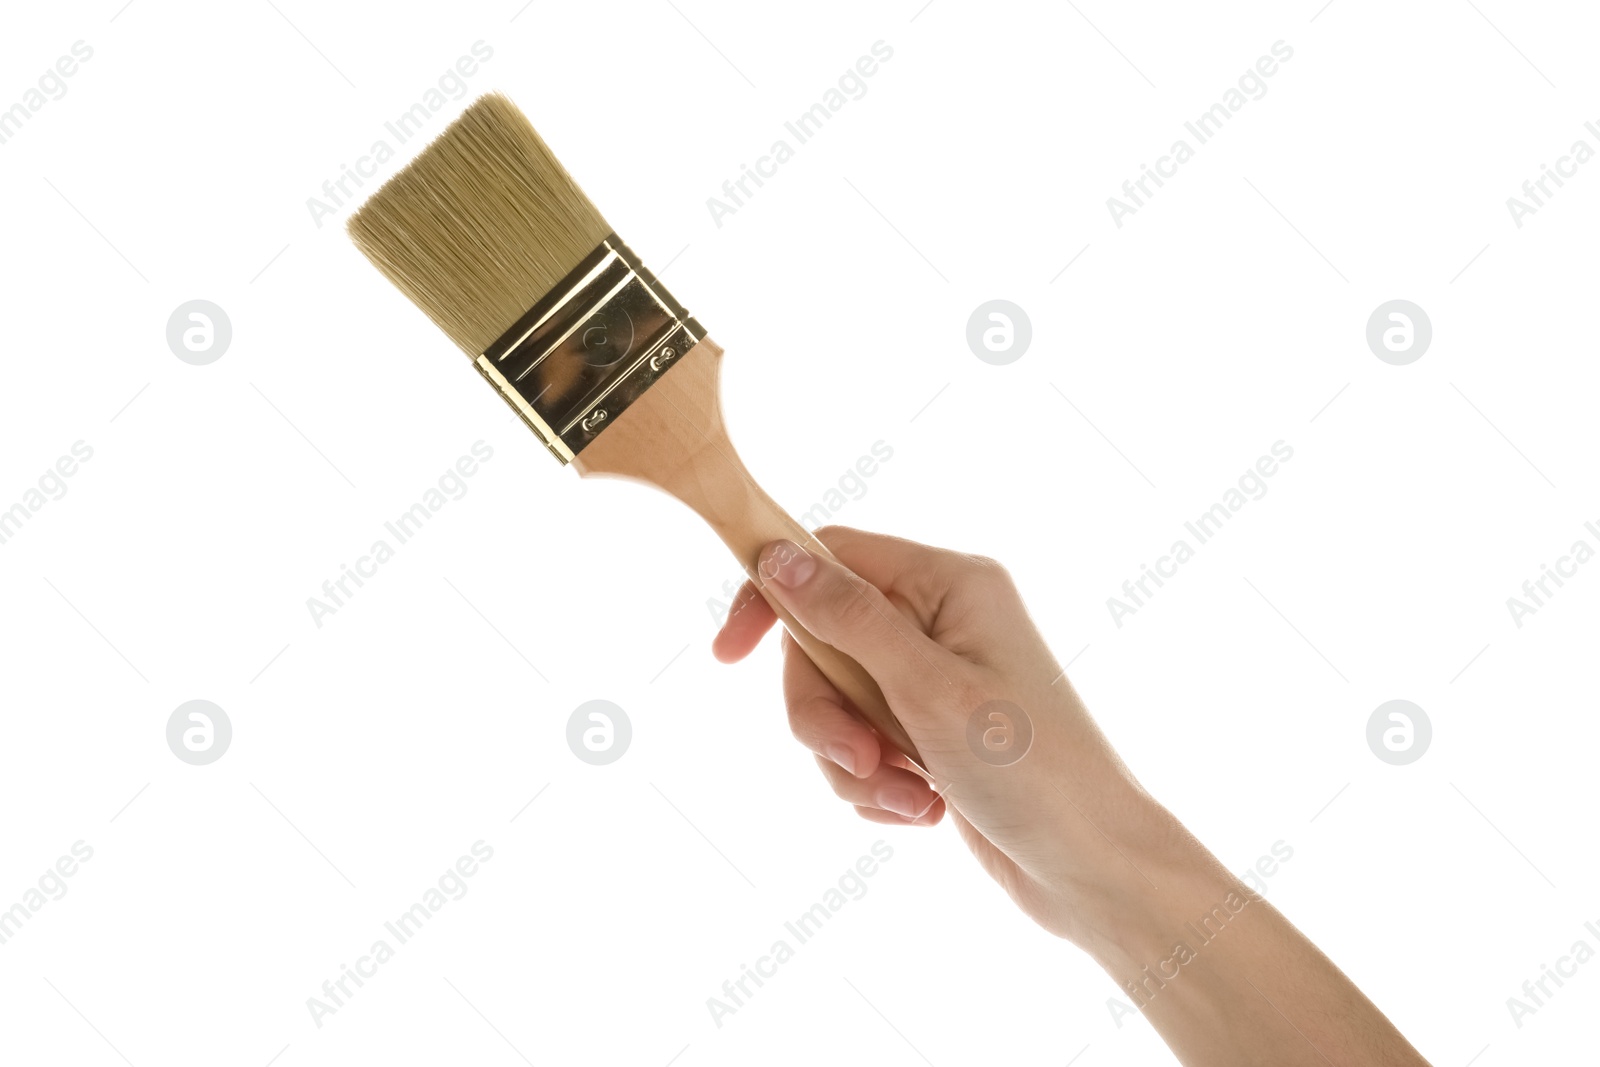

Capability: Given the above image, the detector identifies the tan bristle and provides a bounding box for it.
[347,93,612,355]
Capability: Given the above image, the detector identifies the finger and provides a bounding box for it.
[757,539,956,705]
[711,579,776,663]
[783,631,881,779]
[882,745,932,778]
[814,525,1027,668]
[853,800,945,826]
[808,525,966,603]
[814,753,943,820]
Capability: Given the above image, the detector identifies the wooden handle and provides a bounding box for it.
[572,338,921,764]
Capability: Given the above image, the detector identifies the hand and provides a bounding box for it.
[713,527,1432,1067]
[713,526,1174,951]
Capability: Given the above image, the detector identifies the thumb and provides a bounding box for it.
[757,538,955,705]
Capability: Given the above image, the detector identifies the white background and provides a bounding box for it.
[2,1,1597,1064]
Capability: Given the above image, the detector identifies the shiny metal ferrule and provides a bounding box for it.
[473,235,704,464]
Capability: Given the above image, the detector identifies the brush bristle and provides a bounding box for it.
[347,93,612,355]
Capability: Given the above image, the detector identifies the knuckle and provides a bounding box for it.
[818,572,883,635]
[958,553,1017,595]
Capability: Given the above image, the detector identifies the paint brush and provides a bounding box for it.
[347,93,921,763]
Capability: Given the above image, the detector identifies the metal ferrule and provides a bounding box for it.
[474,235,703,463]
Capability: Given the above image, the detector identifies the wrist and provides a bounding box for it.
[1046,779,1239,973]
[1079,823,1268,1010]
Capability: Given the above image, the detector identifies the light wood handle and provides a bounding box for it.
[572,338,921,764]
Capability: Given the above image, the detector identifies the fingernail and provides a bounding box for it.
[762,540,816,588]
[879,789,923,820]
[825,744,859,777]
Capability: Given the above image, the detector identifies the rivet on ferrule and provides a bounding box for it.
[472,235,704,465]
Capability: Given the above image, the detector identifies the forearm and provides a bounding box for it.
[1076,794,1429,1066]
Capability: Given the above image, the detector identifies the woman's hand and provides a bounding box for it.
[712,527,1431,1067]
[712,526,1173,951]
